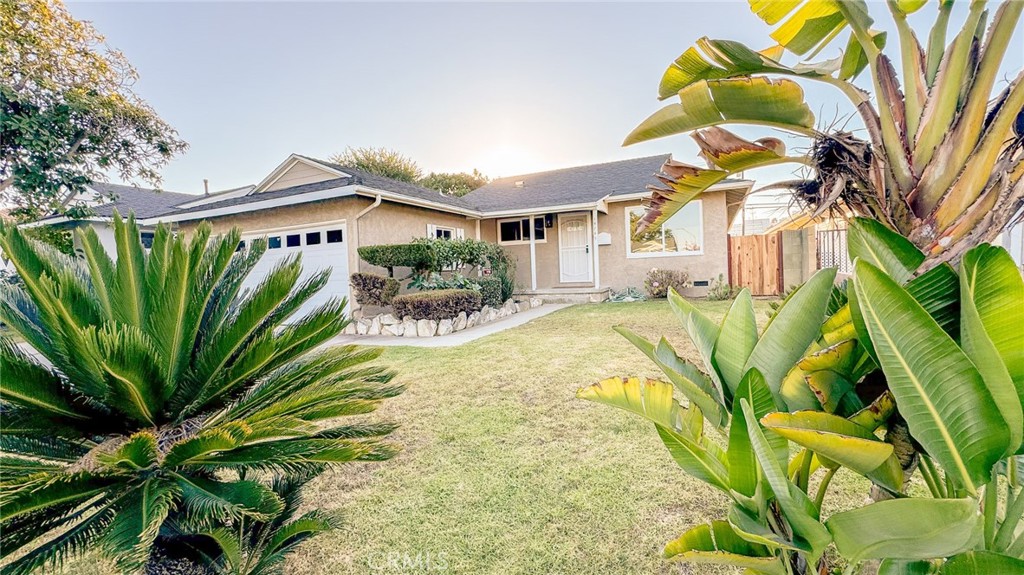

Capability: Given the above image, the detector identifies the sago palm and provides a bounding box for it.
[0,214,402,574]
[626,0,1023,269]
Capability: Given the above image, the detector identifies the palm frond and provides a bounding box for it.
[174,475,284,522]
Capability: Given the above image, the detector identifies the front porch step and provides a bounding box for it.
[515,287,611,304]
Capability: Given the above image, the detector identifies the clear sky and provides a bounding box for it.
[68,1,1022,215]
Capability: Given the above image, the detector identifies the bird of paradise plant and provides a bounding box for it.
[580,1,1024,574]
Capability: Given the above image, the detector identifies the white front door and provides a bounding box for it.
[559,213,593,283]
[240,222,349,321]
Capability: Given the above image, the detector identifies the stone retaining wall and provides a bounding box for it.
[343,298,543,338]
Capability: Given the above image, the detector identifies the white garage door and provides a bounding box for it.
[240,222,349,320]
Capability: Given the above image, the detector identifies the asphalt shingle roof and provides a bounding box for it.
[55,154,750,223]
[87,183,198,218]
[461,155,673,212]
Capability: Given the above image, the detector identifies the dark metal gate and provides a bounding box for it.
[817,229,853,274]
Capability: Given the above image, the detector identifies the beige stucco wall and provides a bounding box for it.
[175,196,476,294]
[478,191,730,295]
[601,192,729,295]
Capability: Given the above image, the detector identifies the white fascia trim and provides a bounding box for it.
[607,181,754,203]
[479,201,605,219]
[252,154,351,194]
[22,216,107,229]
[140,185,360,225]
[352,186,481,218]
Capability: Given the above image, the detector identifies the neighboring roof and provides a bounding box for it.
[87,183,198,218]
[162,177,353,216]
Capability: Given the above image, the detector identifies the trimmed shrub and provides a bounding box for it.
[644,267,690,298]
[357,243,436,277]
[392,289,482,321]
[350,272,399,306]
[477,276,503,307]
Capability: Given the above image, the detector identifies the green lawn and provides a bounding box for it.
[285,299,870,574]
[62,298,873,574]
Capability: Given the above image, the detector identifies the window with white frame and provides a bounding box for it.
[426,224,462,240]
[497,217,546,245]
[627,202,703,257]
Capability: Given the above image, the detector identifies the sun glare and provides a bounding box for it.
[473,144,545,179]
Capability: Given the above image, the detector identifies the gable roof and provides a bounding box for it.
[32,154,754,226]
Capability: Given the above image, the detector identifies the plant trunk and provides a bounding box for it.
[145,544,217,575]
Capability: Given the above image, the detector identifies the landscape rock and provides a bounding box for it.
[382,322,404,337]
[379,314,398,325]
[485,308,498,323]
[454,312,467,331]
[343,322,357,335]
[479,307,492,324]
[437,319,454,336]
[416,319,437,337]
[497,307,508,319]
[515,303,523,313]
[367,316,381,336]
[530,297,543,308]
[402,319,418,338]
[467,311,480,328]
[356,319,370,335]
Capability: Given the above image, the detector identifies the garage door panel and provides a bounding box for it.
[240,223,349,320]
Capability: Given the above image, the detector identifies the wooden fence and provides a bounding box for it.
[728,233,783,296]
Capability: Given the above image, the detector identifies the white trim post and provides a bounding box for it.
[529,214,538,291]
[592,208,600,288]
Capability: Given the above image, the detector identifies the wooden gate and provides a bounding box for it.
[728,233,783,296]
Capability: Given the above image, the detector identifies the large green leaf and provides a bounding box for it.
[713,289,758,400]
[666,289,720,376]
[655,425,731,494]
[940,551,1024,574]
[761,411,893,475]
[659,37,838,99]
[853,260,1010,495]
[728,504,810,553]
[744,268,836,409]
[662,520,783,575]
[749,0,853,56]
[742,400,832,562]
[614,327,728,427]
[624,77,815,145]
[879,560,940,575]
[576,376,685,432]
[959,244,1024,455]
[826,498,981,562]
[577,377,729,492]
[847,218,925,285]
[728,369,786,498]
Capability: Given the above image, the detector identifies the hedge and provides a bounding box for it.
[392,289,482,321]
[357,243,436,277]
[476,276,503,307]
[350,272,400,306]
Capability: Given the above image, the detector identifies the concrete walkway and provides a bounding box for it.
[328,303,572,348]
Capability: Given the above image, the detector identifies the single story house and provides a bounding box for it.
[33,153,751,311]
